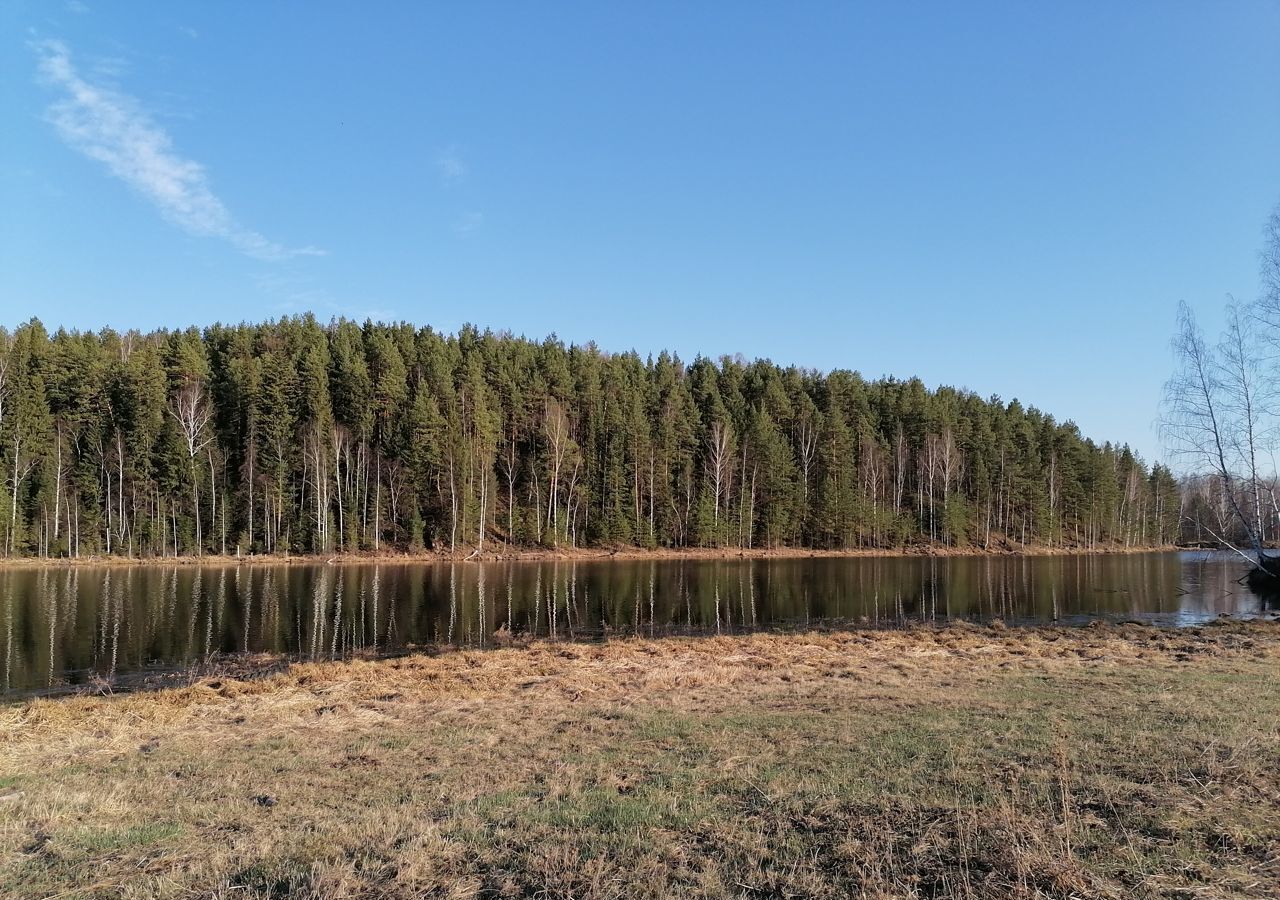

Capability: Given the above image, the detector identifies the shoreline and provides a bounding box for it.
[0,542,1187,570]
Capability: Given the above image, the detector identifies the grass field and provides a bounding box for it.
[2,619,1278,898]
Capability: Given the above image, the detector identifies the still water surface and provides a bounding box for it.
[0,551,1270,696]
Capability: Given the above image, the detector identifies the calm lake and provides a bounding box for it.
[0,551,1271,696]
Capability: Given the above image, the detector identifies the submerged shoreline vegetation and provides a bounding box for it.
[2,621,1278,897]
[0,317,1179,562]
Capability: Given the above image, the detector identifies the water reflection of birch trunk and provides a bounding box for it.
[203,570,220,659]
[65,569,79,648]
[238,568,251,653]
[550,563,559,638]
[385,573,397,645]
[371,568,379,652]
[108,569,123,682]
[331,573,343,658]
[930,559,938,621]
[310,571,327,660]
[358,579,367,653]
[261,570,277,648]
[714,584,721,635]
[649,563,655,636]
[533,566,542,636]
[166,567,177,629]
[447,564,457,645]
[98,569,110,660]
[3,578,12,692]
[187,570,202,665]
[477,564,486,646]
[566,563,576,639]
[43,570,57,687]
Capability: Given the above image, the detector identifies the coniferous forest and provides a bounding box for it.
[0,317,1180,559]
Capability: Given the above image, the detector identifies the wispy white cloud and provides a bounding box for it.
[66,1,90,14]
[436,146,467,184]
[33,38,322,261]
[452,210,483,235]
[177,25,199,39]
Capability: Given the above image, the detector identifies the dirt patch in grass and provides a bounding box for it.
[2,621,1278,898]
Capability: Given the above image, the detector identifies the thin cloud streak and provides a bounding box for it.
[33,39,323,261]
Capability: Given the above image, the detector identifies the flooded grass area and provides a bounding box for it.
[2,619,1278,898]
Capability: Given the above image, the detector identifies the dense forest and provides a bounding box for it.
[0,317,1180,559]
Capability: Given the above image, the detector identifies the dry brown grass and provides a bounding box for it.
[2,621,1278,898]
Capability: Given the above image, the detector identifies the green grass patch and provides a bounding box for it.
[72,822,183,853]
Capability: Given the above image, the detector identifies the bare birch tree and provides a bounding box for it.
[1162,302,1266,566]
[543,399,573,546]
[170,378,214,555]
[706,420,733,534]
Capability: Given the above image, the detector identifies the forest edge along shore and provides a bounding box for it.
[0,541,1184,570]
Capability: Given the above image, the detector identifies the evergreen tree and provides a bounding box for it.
[0,316,1180,558]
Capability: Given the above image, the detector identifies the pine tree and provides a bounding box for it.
[0,316,1175,559]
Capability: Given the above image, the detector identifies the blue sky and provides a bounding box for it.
[2,2,1279,464]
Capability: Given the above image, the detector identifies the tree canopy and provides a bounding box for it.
[0,316,1177,558]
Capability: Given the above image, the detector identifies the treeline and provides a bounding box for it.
[1178,473,1280,549]
[0,317,1179,559]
